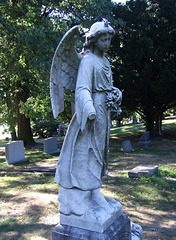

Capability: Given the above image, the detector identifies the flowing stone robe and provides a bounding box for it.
[55,52,114,191]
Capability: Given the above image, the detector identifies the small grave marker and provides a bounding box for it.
[128,165,158,178]
[5,141,27,164]
[122,140,132,153]
[43,137,60,155]
[13,165,56,176]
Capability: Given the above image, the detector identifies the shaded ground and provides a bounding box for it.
[0,122,176,240]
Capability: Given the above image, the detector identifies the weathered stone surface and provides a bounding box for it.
[128,165,158,178]
[131,222,143,240]
[138,131,151,147]
[138,140,151,147]
[122,140,132,153]
[60,199,123,233]
[140,131,150,141]
[19,165,56,172]
[12,165,56,176]
[5,141,27,164]
[43,137,60,155]
[50,21,142,240]
[52,214,131,240]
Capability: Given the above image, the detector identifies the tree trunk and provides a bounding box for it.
[154,113,163,136]
[132,112,137,124]
[16,81,35,146]
[11,127,17,141]
[144,113,155,136]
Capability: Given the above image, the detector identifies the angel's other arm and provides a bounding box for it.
[75,54,96,131]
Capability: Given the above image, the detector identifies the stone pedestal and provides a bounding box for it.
[60,199,123,233]
[52,214,131,240]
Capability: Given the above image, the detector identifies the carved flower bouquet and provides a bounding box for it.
[106,87,122,116]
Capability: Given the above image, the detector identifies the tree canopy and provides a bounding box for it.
[111,0,176,135]
[0,0,115,145]
[0,0,175,144]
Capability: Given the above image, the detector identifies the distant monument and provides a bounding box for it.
[50,20,142,240]
[139,131,151,147]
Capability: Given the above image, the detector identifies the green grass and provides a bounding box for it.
[110,122,145,136]
[0,119,176,239]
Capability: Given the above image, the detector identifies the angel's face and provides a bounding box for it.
[94,33,112,55]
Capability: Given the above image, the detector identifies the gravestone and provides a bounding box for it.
[138,131,151,147]
[5,141,27,164]
[58,124,66,137]
[122,140,132,153]
[128,165,158,178]
[43,137,60,155]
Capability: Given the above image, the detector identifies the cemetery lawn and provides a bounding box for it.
[0,119,176,240]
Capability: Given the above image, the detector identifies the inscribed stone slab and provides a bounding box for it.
[128,165,158,178]
[5,141,27,164]
[20,165,56,172]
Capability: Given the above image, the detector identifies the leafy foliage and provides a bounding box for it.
[0,0,116,144]
[111,0,176,135]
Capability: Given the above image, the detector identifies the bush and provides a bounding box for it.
[33,121,59,138]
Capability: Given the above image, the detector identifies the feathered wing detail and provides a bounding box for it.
[50,25,82,119]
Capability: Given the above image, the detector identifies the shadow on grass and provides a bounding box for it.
[0,191,58,239]
[0,149,59,172]
[0,174,57,197]
[0,221,55,240]
[103,173,176,211]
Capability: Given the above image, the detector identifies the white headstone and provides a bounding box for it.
[43,137,60,155]
[5,141,27,164]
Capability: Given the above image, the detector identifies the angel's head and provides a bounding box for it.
[84,19,115,54]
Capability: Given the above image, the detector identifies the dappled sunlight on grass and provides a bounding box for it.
[0,148,58,172]
[0,190,59,240]
[110,123,145,136]
[0,119,176,239]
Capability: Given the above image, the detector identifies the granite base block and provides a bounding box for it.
[52,214,131,240]
[60,199,123,233]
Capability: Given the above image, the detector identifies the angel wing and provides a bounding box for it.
[50,25,82,119]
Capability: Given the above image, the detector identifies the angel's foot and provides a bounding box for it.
[59,186,91,216]
[59,203,71,215]
[92,188,114,214]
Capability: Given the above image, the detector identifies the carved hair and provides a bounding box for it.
[84,19,115,50]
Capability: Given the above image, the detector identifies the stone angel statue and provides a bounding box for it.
[50,20,122,232]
